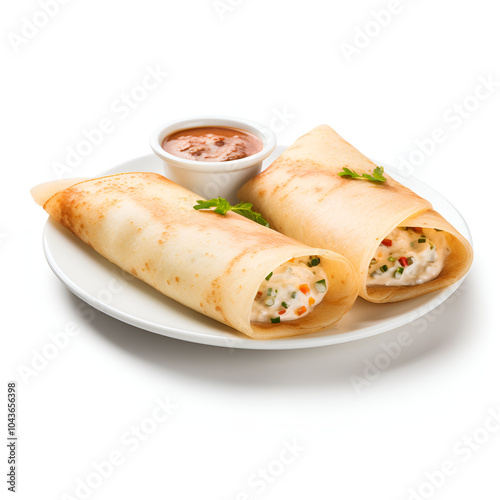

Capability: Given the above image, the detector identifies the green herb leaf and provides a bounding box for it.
[394,266,404,279]
[231,202,269,227]
[265,272,273,281]
[363,166,386,182]
[193,197,232,215]
[338,167,362,179]
[315,279,327,293]
[194,197,269,227]
[338,165,386,183]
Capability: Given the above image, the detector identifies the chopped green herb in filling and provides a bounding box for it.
[394,266,404,279]
[315,279,327,293]
[251,257,328,324]
[307,257,321,267]
[367,227,450,287]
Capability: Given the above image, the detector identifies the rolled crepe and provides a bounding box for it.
[238,125,473,303]
[31,172,358,339]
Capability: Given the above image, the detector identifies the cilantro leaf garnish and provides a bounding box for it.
[193,197,232,215]
[194,197,269,227]
[363,166,386,182]
[338,167,362,179]
[338,165,386,183]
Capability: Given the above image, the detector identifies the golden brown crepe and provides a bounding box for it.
[238,125,473,303]
[31,172,359,339]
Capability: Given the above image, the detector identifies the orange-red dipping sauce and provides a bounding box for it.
[162,126,263,162]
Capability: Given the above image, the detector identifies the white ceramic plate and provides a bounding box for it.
[42,149,472,350]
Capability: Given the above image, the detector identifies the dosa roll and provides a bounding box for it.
[32,172,358,339]
[238,125,473,303]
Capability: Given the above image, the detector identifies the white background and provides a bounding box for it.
[2,0,499,499]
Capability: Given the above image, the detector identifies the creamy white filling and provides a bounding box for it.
[251,257,328,324]
[367,227,450,287]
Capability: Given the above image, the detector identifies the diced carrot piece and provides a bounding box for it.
[309,297,316,306]
[295,306,307,316]
[299,284,310,294]
[278,309,287,315]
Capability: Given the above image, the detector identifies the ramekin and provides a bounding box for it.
[150,116,276,203]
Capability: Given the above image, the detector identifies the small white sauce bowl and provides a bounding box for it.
[150,116,276,203]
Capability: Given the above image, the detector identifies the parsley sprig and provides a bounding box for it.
[338,165,386,183]
[194,197,269,227]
